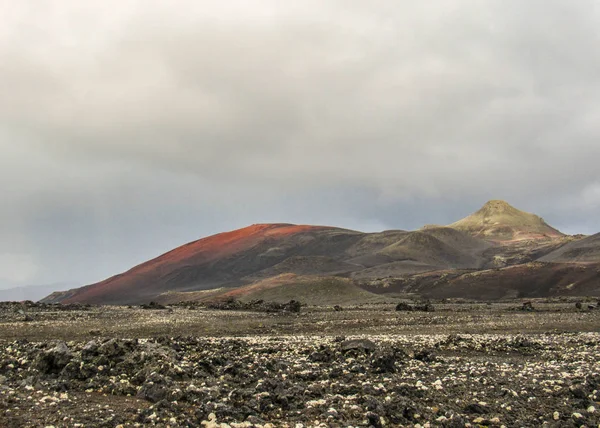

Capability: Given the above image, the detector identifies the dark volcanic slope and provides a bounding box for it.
[44,223,495,305]
[378,227,491,269]
[362,262,600,300]
[540,233,600,263]
[51,224,364,305]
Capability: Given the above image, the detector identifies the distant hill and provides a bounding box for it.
[157,274,386,306]
[0,283,76,303]
[448,200,564,241]
[540,233,600,263]
[42,201,599,305]
[362,262,600,300]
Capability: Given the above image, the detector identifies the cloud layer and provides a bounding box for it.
[2,0,600,287]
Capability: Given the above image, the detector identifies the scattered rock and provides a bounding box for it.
[140,301,167,310]
[283,300,302,313]
[340,339,377,353]
[395,302,414,312]
[464,403,489,414]
[205,298,302,313]
[521,301,534,311]
[366,411,383,428]
[137,374,172,403]
[396,301,435,312]
[414,349,436,363]
[35,342,73,374]
[414,302,435,312]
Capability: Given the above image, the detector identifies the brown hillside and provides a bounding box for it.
[155,274,385,306]
[51,224,363,305]
[540,233,600,263]
[361,262,600,300]
[378,228,491,269]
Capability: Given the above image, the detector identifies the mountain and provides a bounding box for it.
[46,224,363,305]
[539,233,600,263]
[0,283,76,303]
[448,200,564,241]
[42,200,597,305]
[43,222,493,305]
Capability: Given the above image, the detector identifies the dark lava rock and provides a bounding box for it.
[97,338,132,358]
[246,415,266,425]
[445,416,467,427]
[137,374,172,403]
[309,345,335,363]
[371,350,403,373]
[341,339,377,353]
[396,302,435,312]
[140,301,167,310]
[414,302,435,312]
[35,342,73,374]
[464,403,490,414]
[521,301,534,311]
[283,300,302,313]
[366,411,383,428]
[207,298,244,311]
[395,302,414,312]
[81,340,99,360]
[206,298,302,313]
[334,305,343,312]
[571,386,588,399]
[414,349,436,362]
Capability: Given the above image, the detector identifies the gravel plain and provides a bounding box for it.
[1,301,599,427]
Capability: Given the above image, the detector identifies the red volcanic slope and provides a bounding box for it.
[62,224,333,304]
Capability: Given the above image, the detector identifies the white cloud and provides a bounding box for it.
[0,0,600,285]
[0,253,38,285]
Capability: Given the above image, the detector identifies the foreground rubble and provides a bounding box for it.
[0,301,599,427]
[1,333,599,427]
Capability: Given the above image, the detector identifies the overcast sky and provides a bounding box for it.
[1,0,600,289]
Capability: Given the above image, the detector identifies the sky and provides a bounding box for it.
[1,0,600,289]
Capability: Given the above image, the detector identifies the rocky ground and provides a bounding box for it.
[1,300,600,427]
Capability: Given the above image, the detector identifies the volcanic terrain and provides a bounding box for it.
[5,200,600,427]
[42,200,600,305]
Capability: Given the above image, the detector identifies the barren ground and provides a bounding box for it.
[1,301,600,427]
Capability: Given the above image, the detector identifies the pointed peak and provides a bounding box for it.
[483,199,512,208]
[449,200,564,241]
[479,200,518,212]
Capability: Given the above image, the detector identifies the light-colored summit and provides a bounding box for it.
[449,200,564,241]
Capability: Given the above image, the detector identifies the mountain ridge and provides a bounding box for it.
[40,200,597,305]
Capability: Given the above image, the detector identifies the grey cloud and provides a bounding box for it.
[1,0,600,287]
